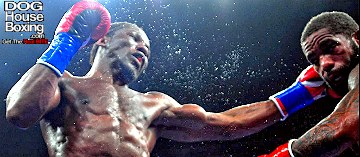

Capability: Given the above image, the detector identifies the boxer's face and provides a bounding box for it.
[302,28,358,93]
[106,26,150,84]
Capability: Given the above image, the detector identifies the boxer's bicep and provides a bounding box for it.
[155,104,209,128]
[155,105,235,142]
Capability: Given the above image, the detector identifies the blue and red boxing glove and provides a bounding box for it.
[269,65,341,120]
[37,0,111,76]
[258,139,296,157]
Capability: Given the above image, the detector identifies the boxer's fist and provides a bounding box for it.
[270,65,340,120]
[55,0,111,46]
[37,0,111,76]
[298,65,327,99]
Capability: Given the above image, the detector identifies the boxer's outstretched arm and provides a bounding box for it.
[153,65,335,142]
[6,65,61,129]
[154,99,282,142]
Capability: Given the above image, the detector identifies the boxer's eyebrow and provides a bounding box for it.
[318,39,340,52]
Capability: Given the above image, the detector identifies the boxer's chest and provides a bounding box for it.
[60,79,163,128]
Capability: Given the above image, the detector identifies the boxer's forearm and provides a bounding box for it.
[292,86,359,157]
[6,64,60,129]
[215,100,281,140]
[292,116,351,157]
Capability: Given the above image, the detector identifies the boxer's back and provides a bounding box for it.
[40,76,169,157]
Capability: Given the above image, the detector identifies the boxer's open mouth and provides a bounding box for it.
[132,52,145,69]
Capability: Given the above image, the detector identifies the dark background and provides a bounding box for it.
[0,0,359,156]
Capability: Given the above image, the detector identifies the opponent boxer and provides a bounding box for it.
[148,12,359,157]
[259,12,359,157]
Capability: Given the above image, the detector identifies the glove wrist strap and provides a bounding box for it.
[37,32,82,76]
[269,81,314,120]
[288,139,297,157]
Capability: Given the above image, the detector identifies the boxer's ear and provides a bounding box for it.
[95,37,110,48]
[353,30,359,45]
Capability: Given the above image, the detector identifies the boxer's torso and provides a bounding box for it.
[40,76,169,157]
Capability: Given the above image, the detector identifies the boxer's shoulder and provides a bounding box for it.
[144,91,167,98]
[144,91,181,107]
[348,64,359,90]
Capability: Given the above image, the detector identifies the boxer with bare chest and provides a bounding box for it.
[5,1,280,156]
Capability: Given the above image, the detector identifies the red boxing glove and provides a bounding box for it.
[258,140,296,157]
[298,65,341,99]
[55,0,111,46]
[37,0,111,76]
[270,65,341,120]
